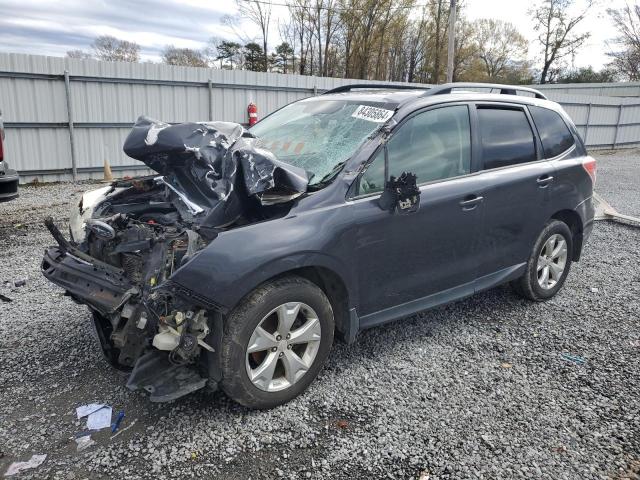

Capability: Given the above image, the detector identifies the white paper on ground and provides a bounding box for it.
[76,403,105,419]
[86,406,112,430]
[75,434,96,452]
[4,454,47,476]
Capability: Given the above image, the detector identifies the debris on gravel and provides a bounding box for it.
[0,150,639,479]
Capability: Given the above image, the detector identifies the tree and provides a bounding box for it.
[215,41,243,69]
[243,42,266,71]
[92,35,140,62]
[558,66,617,83]
[237,0,272,72]
[530,0,593,84]
[274,42,295,73]
[606,3,640,80]
[452,19,479,81]
[161,46,208,67]
[308,0,341,77]
[66,49,92,60]
[203,36,222,67]
[473,19,528,81]
[266,0,540,83]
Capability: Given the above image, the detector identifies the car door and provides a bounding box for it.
[473,103,556,282]
[348,104,484,321]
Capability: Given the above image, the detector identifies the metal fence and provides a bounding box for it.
[1,52,639,182]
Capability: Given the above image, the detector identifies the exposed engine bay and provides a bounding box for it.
[41,118,310,402]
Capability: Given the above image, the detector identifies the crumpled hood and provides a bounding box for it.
[123,116,309,228]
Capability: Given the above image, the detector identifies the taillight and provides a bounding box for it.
[582,157,596,184]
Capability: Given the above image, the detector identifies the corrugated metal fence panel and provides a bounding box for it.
[540,92,640,148]
[0,77,66,122]
[4,128,71,170]
[535,82,640,97]
[0,52,638,181]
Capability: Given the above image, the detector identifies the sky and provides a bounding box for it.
[0,0,630,71]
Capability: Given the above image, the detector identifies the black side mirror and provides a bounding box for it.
[378,171,420,214]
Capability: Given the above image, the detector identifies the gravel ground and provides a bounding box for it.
[0,150,639,480]
[594,148,640,217]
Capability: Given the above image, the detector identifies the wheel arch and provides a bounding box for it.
[240,266,353,343]
[550,209,583,261]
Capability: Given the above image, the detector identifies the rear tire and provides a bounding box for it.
[512,220,573,301]
[220,275,334,409]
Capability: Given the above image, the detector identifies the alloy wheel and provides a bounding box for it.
[536,233,568,290]
[245,302,322,392]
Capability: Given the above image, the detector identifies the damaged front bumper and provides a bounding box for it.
[41,117,312,402]
[42,247,137,315]
[41,218,221,402]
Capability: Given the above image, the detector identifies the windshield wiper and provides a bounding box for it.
[309,161,346,189]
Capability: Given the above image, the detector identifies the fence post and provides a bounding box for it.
[208,79,213,121]
[613,104,623,149]
[313,84,317,96]
[584,103,592,145]
[63,70,77,181]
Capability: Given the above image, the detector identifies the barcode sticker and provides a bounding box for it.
[351,105,394,123]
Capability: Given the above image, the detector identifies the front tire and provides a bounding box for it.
[512,220,573,301]
[220,276,334,409]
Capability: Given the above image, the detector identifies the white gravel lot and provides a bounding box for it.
[0,150,639,479]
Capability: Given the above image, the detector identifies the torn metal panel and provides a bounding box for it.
[126,350,208,402]
[123,116,309,228]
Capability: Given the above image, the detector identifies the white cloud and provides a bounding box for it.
[465,0,628,70]
[0,0,626,70]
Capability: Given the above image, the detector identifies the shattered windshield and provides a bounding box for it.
[250,98,395,186]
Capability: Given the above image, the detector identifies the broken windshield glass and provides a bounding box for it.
[250,99,394,186]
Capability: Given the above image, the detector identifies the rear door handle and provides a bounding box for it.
[537,175,554,187]
[459,195,484,210]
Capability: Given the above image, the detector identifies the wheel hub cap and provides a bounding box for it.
[536,233,568,290]
[245,302,321,392]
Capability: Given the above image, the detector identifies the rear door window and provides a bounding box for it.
[478,107,536,169]
[529,105,575,158]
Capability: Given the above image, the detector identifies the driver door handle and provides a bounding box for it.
[459,195,484,210]
[537,174,554,187]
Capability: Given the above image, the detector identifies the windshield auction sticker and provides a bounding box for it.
[351,105,394,123]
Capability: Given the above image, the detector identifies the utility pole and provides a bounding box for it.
[446,0,456,83]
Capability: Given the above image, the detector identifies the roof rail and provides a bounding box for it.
[424,82,547,100]
[322,83,430,95]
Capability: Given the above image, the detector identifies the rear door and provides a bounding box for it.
[349,103,484,319]
[528,104,593,206]
[473,103,556,281]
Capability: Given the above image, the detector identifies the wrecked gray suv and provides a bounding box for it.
[42,83,595,409]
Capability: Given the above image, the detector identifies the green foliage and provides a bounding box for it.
[243,42,267,72]
[558,66,617,83]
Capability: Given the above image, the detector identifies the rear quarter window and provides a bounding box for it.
[529,105,575,158]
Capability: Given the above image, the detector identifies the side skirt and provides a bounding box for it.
[358,263,526,331]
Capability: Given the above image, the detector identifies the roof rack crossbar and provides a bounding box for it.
[423,82,547,100]
[322,83,430,95]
